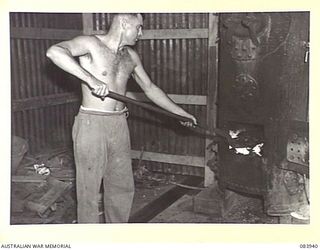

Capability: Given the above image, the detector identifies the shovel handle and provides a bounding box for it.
[108,91,193,123]
[107,91,234,144]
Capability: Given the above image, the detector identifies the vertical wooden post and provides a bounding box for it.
[82,13,94,35]
[204,13,219,187]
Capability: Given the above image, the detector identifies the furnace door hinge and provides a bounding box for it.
[304,41,310,63]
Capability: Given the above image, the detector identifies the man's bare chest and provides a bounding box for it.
[89,45,135,78]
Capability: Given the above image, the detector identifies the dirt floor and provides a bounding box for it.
[11,147,309,225]
[150,192,278,223]
[11,174,279,224]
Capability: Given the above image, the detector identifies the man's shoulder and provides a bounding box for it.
[125,46,140,60]
[71,35,99,44]
[124,46,136,54]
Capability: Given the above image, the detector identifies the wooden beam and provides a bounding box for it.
[129,176,203,222]
[74,28,209,39]
[204,13,219,187]
[25,177,72,215]
[12,92,79,112]
[12,175,47,183]
[126,92,207,105]
[134,28,208,40]
[12,92,206,112]
[10,27,81,40]
[82,13,94,35]
[131,150,205,168]
[10,27,208,40]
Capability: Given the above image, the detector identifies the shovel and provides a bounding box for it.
[106,91,235,146]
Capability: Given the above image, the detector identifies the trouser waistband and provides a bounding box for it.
[79,106,128,116]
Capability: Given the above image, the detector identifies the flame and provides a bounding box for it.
[229,143,264,156]
[234,147,250,155]
[252,143,264,156]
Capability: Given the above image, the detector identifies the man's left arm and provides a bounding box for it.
[129,49,197,127]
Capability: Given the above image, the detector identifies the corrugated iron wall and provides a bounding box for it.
[11,13,213,177]
[93,13,208,30]
[10,13,82,153]
[10,12,83,29]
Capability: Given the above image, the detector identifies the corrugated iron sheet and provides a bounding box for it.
[11,13,209,176]
[12,103,80,154]
[10,12,82,29]
[11,38,81,100]
[127,103,206,156]
[131,38,208,95]
[10,12,82,153]
[93,13,208,30]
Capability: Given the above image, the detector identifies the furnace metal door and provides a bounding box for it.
[217,12,309,202]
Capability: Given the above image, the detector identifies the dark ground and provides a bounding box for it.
[11,172,279,224]
[10,149,287,224]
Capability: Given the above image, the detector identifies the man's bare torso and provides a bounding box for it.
[79,35,135,111]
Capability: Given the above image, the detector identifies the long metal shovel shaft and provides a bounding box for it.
[108,91,192,123]
[107,91,234,145]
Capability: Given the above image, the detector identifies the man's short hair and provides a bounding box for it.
[137,13,145,20]
[115,13,145,20]
[109,13,144,30]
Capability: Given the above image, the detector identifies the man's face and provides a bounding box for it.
[122,14,143,46]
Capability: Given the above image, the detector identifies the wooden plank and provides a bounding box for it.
[12,92,79,111]
[130,180,178,218]
[12,92,206,112]
[140,28,208,40]
[84,28,208,40]
[129,176,203,222]
[10,27,81,40]
[11,27,208,40]
[26,177,72,215]
[126,92,207,105]
[12,175,47,183]
[131,150,205,168]
[204,13,219,187]
[82,13,94,35]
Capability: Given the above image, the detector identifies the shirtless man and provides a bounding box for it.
[46,13,197,223]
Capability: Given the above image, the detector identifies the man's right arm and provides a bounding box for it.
[46,36,108,98]
[46,36,94,83]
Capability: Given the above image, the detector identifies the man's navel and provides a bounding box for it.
[102,70,108,76]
